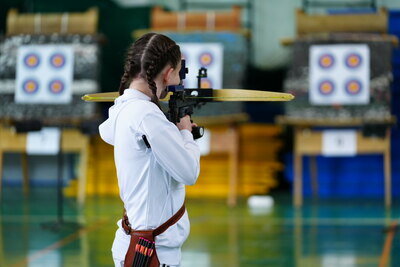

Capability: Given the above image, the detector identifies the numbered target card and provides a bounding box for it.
[15,45,73,104]
[309,44,370,105]
[178,43,223,89]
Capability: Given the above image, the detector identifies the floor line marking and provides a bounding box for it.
[191,217,399,226]
[11,218,108,267]
[379,221,398,267]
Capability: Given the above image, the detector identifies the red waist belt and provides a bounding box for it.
[122,204,186,267]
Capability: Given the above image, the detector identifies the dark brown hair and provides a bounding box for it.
[118,33,181,108]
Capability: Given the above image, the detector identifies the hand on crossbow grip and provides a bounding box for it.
[176,115,204,140]
[176,115,193,132]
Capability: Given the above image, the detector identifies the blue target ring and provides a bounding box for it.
[345,79,362,95]
[23,53,41,69]
[22,79,39,94]
[199,52,213,67]
[49,53,66,69]
[318,80,335,95]
[318,53,335,69]
[345,53,362,69]
[48,79,65,94]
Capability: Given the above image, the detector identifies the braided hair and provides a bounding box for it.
[118,33,181,109]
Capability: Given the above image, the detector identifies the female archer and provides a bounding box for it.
[99,33,200,267]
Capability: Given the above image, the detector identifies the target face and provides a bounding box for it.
[345,79,362,95]
[48,79,65,94]
[22,79,39,94]
[24,53,41,69]
[16,45,74,104]
[310,44,370,105]
[49,53,67,69]
[199,52,213,67]
[345,53,362,69]
[318,80,335,95]
[318,54,335,69]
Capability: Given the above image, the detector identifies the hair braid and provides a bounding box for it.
[141,39,166,109]
[119,37,152,95]
[118,33,181,109]
[145,63,161,108]
[119,70,131,95]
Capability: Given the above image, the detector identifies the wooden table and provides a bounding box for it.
[0,126,89,205]
[277,116,396,207]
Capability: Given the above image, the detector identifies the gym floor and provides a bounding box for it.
[1,187,399,267]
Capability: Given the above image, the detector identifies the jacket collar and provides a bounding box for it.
[116,88,151,104]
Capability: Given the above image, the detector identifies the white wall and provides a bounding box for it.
[380,0,400,9]
[252,0,301,69]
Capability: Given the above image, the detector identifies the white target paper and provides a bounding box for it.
[26,127,61,155]
[178,43,223,89]
[322,130,357,156]
[309,44,370,105]
[15,45,73,104]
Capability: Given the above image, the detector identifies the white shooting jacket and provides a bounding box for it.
[99,89,200,265]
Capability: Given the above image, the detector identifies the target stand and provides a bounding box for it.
[277,116,396,207]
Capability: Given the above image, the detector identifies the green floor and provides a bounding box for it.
[0,187,399,267]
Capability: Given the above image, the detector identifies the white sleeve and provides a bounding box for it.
[140,111,200,185]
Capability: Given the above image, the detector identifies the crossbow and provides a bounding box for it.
[82,60,294,139]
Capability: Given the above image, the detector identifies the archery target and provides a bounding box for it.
[309,44,370,105]
[49,79,65,94]
[178,43,223,89]
[22,79,40,94]
[199,52,213,67]
[318,54,335,69]
[345,53,362,69]
[24,53,41,69]
[200,78,213,89]
[15,45,73,104]
[318,80,335,95]
[49,53,67,69]
[345,79,363,95]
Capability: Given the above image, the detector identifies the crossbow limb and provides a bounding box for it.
[81,89,294,102]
